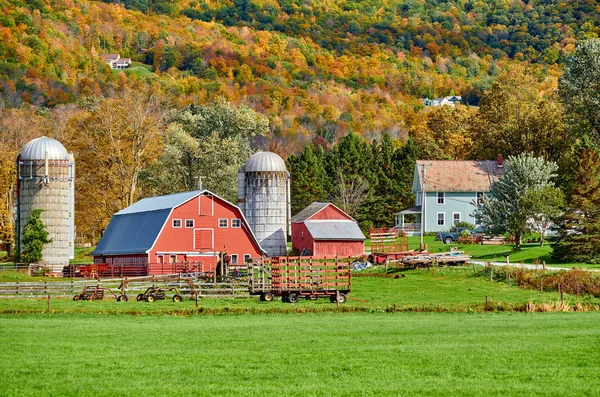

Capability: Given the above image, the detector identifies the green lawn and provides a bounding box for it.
[405,236,599,270]
[112,62,153,77]
[0,312,598,396]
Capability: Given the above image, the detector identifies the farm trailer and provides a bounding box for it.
[249,256,352,303]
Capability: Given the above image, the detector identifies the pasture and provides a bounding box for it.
[1,312,599,396]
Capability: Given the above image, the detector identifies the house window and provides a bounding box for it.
[219,219,228,228]
[169,255,176,264]
[437,212,445,226]
[477,192,484,206]
[231,218,241,228]
[453,212,461,226]
[244,254,251,263]
[185,219,194,228]
[172,219,182,228]
[231,254,238,264]
[157,255,163,264]
[437,192,445,204]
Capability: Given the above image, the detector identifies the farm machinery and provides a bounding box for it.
[73,285,125,301]
[136,286,184,302]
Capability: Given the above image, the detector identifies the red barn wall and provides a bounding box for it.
[314,241,364,257]
[291,222,314,255]
[309,205,353,221]
[149,193,262,272]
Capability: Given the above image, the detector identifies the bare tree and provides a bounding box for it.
[331,172,369,218]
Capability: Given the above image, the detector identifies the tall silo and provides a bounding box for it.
[16,136,75,274]
[238,151,290,257]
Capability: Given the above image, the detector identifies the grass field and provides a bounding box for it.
[1,267,597,314]
[1,312,598,396]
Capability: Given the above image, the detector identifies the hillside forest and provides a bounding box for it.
[1,0,600,262]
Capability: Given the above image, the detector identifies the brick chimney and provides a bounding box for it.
[497,154,503,168]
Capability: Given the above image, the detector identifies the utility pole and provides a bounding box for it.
[419,163,431,250]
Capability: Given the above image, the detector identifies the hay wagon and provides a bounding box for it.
[250,257,352,303]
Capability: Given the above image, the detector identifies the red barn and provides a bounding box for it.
[91,190,265,275]
[291,202,366,257]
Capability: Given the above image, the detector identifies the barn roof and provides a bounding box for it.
[304,220,366,241]
[92,209,171,255]
[291,202,330,222]
[116,191,201,215]
[92,190,266,256]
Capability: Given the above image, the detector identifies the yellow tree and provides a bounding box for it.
[67,88,168,240]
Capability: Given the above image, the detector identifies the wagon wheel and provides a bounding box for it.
[136,294,144,301]
[172,294,182,303]
[287,293,299,304]
[263,292,274,302]
[336,293,347,304]
[117,295,128,302]
[73,295,80,301]
[146,294,156,303]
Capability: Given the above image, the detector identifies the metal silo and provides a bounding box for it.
[238,151,290,257]
[16,136,75,274]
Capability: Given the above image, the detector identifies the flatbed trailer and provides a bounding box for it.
[399,252,471,267]
[250,257,352,303]
[369,250,429,265]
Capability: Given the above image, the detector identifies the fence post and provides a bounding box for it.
[47,294,51,312]
[485,295,489,310]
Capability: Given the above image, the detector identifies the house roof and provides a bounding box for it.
[304,220,366,241]
[415,160,504,192]
[395,205,421,215]
[92,190,266,256]
[291,202,330,222]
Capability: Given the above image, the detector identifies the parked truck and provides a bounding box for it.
[435,228,477,244]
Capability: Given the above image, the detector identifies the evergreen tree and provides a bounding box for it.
[20,209,52,264]
[551,144,600,263]
[370,133,398,228]
[287,144,328,216]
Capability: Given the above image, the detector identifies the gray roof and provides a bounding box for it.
[117,190,203,215]
[20,136,70,161]
[396,205,421,215]
[91,209,170,255]
[291,202,330,222]
[244,151,287,172]
[304,220,366,241]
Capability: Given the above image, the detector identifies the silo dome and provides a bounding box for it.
[20,136,70,161]
[244,151,287,172]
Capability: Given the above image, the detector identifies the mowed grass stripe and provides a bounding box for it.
[0,313,598,396]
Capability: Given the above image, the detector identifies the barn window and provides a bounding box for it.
[172,219,182,228]
[169,255,176,263]
[231,254,238,264]
[185,219,194,228]
[231,218,241,228]
[219,218,228,228]
[244,254,251,263]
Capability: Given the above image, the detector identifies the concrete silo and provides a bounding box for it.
[238,152,290,257]
[16,136,75,274]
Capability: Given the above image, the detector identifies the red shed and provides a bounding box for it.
[291,202,365,257]
[91,190,265,275]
